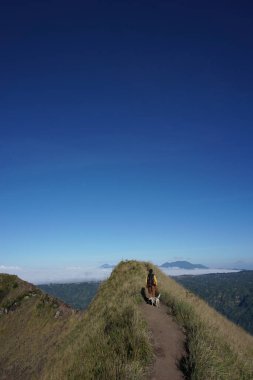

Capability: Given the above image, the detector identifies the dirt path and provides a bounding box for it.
[140,301,186,380]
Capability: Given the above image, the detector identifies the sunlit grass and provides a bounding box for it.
[155,265,253,379]
[42,260,153,379]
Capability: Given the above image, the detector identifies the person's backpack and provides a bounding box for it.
[147,273,155,287]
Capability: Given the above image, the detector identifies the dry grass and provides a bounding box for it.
[0,274,74,379]
[1,263,153,379]
[154,264,253,379]
[41,260,153,380]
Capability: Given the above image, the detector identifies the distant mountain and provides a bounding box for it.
[160,261,208,269]
[100,264,115,269]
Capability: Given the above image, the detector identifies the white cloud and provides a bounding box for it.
[65,266,83,271]
[160,267,241,276]
[0,265,114,284]
[0,265,22,271]
[0,263,243,285]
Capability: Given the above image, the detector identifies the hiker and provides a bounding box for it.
[146,268,158,298]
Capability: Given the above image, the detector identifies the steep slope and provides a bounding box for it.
[1,261,253,380]
[0,274,74,379]
[175,270,253,335]
[0,264,153,379]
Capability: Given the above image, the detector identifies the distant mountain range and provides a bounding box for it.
[100,264,115,269]
[160,261,208,269]
[100,262,208,270]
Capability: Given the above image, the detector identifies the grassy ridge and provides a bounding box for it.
[1,262,253,379]
[0,263,153,379]
[41,261,152,379]
[37,261,253,379]
[155,266,253,380]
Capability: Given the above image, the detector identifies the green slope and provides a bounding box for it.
[175,270,253,335]
[38,282,100,310]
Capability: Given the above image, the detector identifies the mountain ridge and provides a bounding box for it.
[160,260,208,269]
[99,263,115,269]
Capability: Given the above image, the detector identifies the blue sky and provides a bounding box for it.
[1,1,253,281]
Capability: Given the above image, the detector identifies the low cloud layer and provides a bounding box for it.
[0,265,22,271]
[160,267,241,276]
[0,265,113,284]
[0,263,242,284]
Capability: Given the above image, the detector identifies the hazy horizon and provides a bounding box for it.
[0,260,249,285]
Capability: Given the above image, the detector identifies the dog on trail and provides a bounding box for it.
[149,293,160,307]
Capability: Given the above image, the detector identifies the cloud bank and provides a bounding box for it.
[0,265,113,284]
[0,264,242,284]
[0,265,22,271]
[160,267,241,276]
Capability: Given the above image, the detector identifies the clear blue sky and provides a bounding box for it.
[1,0,253,278]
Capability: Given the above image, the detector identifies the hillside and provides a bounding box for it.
[38,282,100,310]
[1,262,253,379]
[175,270,253,335]
[0,273,73,379]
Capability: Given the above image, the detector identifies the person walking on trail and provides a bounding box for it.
[146,268,157,298]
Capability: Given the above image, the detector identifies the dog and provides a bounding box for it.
[155,293,160,307]
[149,293,161,307]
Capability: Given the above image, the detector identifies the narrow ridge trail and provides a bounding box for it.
[140,301,186,380]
